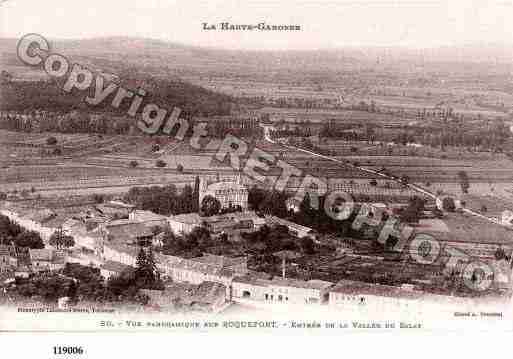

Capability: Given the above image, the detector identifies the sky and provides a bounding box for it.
[1,0,513,50]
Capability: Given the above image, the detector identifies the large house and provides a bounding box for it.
[100,219,154,246]
[129,210,168,229]
[168,213,203,235]
[232,276,333,305]
[199,174,248,210]
[168,211,265,237]
[29,248,66,272]
[62,218,103,253]
[328,279,424,310]
[501,210,513,226]
[0,245,18,273]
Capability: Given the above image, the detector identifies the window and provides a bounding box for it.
[265,294,269,300]
[278,295,283,301]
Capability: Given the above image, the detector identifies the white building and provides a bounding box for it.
[199,174,249,210]
[232,276,333,304]
[329,280,424,311]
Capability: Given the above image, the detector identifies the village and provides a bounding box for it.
[1,167,512,314]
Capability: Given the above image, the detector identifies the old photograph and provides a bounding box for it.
[0,0,512,333]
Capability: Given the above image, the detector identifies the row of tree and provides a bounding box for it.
[123,177,200,215]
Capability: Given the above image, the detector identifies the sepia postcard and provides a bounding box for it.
[0,0,512,336]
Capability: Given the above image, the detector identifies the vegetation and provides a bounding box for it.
[0,214,45,249]
[200,195,221,217]
[457,170,470,194]
[162,226,212,258]
[9,261,162,304]
[124,184,197,215]
[442,197,456,212]
[398,196,425,224]
[49,229,75,249]
[46,136,58,146]
[155,159,167,168]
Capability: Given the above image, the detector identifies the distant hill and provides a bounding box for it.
[2,36,512,85]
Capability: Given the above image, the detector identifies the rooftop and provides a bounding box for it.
[29,248,65,263]
[100,260,132,274]
[233,275,333,291]
[206,181,248,193]
[169,213,203,225]
[192,253,246,269]
[330,280,425,300]
[104,220,153,241]
[265,216,314,233]
[130,210,168,222]
[104,242,141,258]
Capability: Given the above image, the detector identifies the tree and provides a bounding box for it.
[201,195,221,216]
[49,229,75,249]
[494,247,507,261]
[299,236,315,255]
[193,176,200,212]
[135,247,159,288]
[46,136,58,146]
[442,197,456,212]
[92,194,105,203]
[14,230,44,249]
[129,160,139,168]
[399,196,425,223]
[457,170,470,194]
[176,164,184,172]
[155,160,166,168]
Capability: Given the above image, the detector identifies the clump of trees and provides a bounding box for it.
[0,214,44,249]
[161,226,212,258]
[399,196,425,223]
[442,197,456,212]
[200,195,221,216]
[11,259,162,305]
[124,183,198,215]
[49,229,75,249]
[0,75,234,132]
[46,136,58,146]
[248,186,288,218]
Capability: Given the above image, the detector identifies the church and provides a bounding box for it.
[199,174,249,210]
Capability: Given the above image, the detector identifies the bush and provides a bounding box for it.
[92,194,105,203]
[176,164,184,172]
[156,160,167,168]
[46,136,58,146]
[442,197,456,212]
[129,160,139,168]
